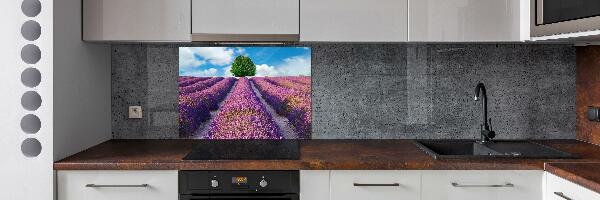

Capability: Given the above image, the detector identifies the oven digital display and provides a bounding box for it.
[232,177,248,185]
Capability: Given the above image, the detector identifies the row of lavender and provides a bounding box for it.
[178,76,311,138]
[206,78,283,139]
[179,77,236,135]
[251,77,311,138]
[178,76,208,87]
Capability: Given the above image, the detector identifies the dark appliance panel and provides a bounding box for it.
[179,171,299,200]
[538,0,600,25]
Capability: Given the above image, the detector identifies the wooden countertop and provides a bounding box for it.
[545,162,600,194]
[54,139,600,194]
[54,139,600,171]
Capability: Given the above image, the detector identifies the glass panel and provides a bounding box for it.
[542,0,600,24]
[178,47,311,139]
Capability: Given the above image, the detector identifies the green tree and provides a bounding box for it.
[230,55,256,77]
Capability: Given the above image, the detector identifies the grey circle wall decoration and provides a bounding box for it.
[21,138,42,157]
[20,114,41,134]
[21,0,44,160]
[21,44,41,64]
[21,68,41,87]
[21,0,41,17]
[21,20,41,41]
[21,91,42,111]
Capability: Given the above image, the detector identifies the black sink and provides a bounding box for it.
[413,140,577,160]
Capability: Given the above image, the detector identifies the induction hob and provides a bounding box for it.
[183,140,300,160]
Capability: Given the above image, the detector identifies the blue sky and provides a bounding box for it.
[179,47,311,77]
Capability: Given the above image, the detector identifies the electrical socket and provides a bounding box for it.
[128,106,143,119]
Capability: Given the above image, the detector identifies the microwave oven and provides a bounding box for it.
[532,0,600,37]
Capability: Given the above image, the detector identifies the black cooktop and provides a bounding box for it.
[183,140,300,160]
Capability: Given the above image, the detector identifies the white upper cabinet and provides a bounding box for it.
[80,0,532,42]
[192,0,300,41]
[409,0,530,42]
[82,0,191,41]
[300,0,408,42]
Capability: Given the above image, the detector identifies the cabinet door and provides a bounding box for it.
[300,0,408,42]
[330,170,420,200]
[421,170,543,200]
[82,0,191,41]
[545,172,600,200]
[57,170,178,200]
[192,0,299,41]
[409,0,529,42]
[300,170,330,200]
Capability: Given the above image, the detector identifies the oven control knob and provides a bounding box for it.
[211,180,219,188]
[259,179,268,188]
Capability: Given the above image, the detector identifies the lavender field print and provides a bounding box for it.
[178,47,311,139]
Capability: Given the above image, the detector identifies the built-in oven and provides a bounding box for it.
[532,0,600,37]
[179,171,299,200]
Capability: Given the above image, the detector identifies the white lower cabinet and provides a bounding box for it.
[421,170,543,200]
[545,172,600,200]
[57,170,600,200]
[330,170,421,200]
[57,170,178,200]
[301,170,331,200]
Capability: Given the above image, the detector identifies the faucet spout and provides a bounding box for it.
[474,83,495,142]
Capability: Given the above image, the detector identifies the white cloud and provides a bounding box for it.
[179,47,206,70]
[181,68,218,77]
[195,47,235,66]
[179,47,235,70]
[255,64,279,77]
[223,64,279,77]
[246,56,311,77]
[277,56,311,76]
[223,66,234,77]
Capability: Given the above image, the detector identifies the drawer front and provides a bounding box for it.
[422,170,543,200]
[545,173,600,200]
[330,170,421,200]
[57,170,178,200]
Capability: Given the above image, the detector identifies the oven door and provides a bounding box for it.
[532,0,600,37]
[180,194,299,200]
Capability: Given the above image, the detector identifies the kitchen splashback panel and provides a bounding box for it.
[178,47,311,139]
[112,43,576,139]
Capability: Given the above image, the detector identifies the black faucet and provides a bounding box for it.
[474,83,495,143]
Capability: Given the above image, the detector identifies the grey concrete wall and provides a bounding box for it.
[112,43,576,139]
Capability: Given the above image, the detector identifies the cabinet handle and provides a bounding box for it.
[85,184,149,188]
[553,192,573,200]
[353,183,400,187]
[451,182,514,188]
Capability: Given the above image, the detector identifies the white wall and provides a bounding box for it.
[53,0,112,161]
[0,0,109,198]
[0,0,54,199]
